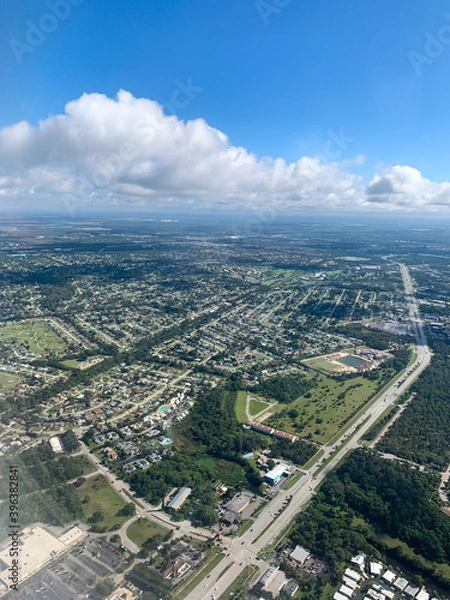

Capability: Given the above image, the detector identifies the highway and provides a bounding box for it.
[183,264,431,600]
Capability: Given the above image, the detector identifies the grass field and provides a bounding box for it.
[60,359,79,368]
[126,517,168,548]
[75,474,129,531]
[193,456,245,487]
[303,356,346,374]
[76,455,97,475]
[249,399,270,417]
[214,459,246,486]
[0,371,23,392]
[267,372,377,444]
[60,355,102,369]
[0,320,66,355]
[235,390,247,422]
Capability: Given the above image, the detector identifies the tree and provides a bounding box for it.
[117,502,136,517]
[61,429,79,452]
[94,578,115,598]
[193,504,218,527]
[89,510,104,523]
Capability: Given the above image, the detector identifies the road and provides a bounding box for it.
[77,442,212,548]
[184,264,432,600]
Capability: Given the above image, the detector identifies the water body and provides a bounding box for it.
[338,355,367,368]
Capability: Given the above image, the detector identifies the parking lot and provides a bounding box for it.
[3,534,124,600]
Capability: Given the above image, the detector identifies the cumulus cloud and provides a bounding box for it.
[0,90,448,213]
[365,165,450,209]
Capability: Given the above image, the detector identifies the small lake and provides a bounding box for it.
[338,355,367,368]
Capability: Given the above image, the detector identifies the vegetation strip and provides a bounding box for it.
[173,550,224,600]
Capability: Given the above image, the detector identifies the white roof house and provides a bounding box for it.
[382,570,396,584]
[339,584,355,598]
[416,592,430,600]
[333,593,348,600]
[370,562,382,576]
[343,577,358,590]
[344,568,361,582]
[351,553,366,568]
[290,545,310,565]
[393,577,408,591]
[405,584,420,597]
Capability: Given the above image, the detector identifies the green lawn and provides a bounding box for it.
[267,373,377,444]
[214,459,246,487]
[235,390,247,423]
[76,455,97,475]
[60,355,102,369]
[0,320,66,355]
[126,517,168,548]
[249,399,270,417]
[193,456,246,487]
[219,565,258,600]
[75,474,129,531]
[0,371,23,392]
[302,356,345,374]
[60,359,80,368]
[284,470,305,490]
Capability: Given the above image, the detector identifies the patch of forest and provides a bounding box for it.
[335,324,413,350]
[377,342,450,469]
[251,373,315,403]
[0,444,85,540]
[129,385,315,519]
[290,449,450,590]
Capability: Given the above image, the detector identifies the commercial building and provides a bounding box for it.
[0,526,85,592]
[167,487,192,510]
[289,545,310,566]
[259,566,279,588]
[264,463,290,485]
[247,422,297,442]
[49,436,64,454]
[221,491,254,524]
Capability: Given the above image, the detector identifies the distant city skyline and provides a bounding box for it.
[2,0,450,213]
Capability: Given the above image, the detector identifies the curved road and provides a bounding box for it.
[77,442,212,548]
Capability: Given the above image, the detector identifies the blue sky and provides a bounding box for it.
[1,0,450,213]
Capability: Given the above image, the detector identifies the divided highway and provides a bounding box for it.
[184,264,431,600]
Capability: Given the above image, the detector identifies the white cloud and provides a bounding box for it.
[0,90,448,213]
[365,165,450,209]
